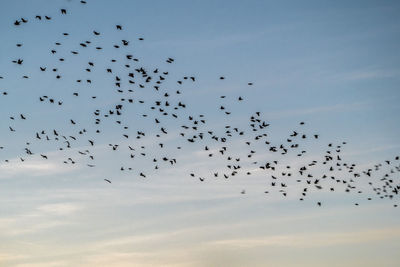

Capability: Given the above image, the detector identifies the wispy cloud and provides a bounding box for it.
[0,202,82,236]
[339,68,400,81]
[208,227,400,249]
[0,160,73,178]
[148,25,294,50]
[264,101,368,119]
[36,203,82,216]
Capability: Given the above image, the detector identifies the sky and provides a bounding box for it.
[0,0,400,266]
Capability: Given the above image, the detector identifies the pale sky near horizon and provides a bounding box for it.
[1,0,400,266]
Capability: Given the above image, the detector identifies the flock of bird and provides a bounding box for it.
[1,1,399,207]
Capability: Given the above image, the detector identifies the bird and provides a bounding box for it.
[13,59,23,65]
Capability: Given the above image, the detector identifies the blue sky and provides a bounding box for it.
[0,0,400,266]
